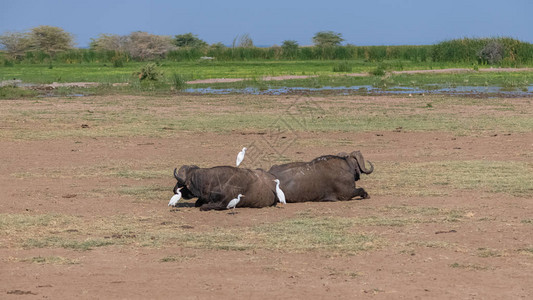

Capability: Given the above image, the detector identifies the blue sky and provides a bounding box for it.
[1,0,532,47]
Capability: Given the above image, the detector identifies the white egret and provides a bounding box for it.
[236,147,247,167]
[273,179,286,206]
[227,194,244,214]
[168,187,183,207]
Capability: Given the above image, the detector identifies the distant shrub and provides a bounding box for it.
[431,38,484,63]
[90,34,128,52]
[235,33,254,48]
[431,37,533,64]
[136,63,163,81]
[166,47,205,61]
[370,64,387,76]
[312,31,344,47]
[171,73,187,90]
[478,41,504,64]
[281,40,299,59]
[3,59,14,67]
[126,32,175,60]
[111,54,126,67]
[332,61,352,72]
[173,33,207,48]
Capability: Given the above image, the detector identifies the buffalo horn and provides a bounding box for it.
[352,151,374,174]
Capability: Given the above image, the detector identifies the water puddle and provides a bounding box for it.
[184,85,533,96]
[37,93,87,98]
[3,79,531,97]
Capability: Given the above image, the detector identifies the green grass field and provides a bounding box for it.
[2,59,531,83]
[1,59,532,100]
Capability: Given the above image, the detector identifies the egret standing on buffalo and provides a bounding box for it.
[168,187,183,207]
[227,194,244,214]
[273,179,286,206]
[236,147,247,167]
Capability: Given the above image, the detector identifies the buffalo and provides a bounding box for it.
[173,165,278,210]
[268,151,374,202]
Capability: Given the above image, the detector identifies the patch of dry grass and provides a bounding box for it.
[21,256,80,265]
[366,160,533,197]
[159,254,197,263]
[1,213,381,254]
[449,262,493,271]
[476,248,507,258]
[253,216,381,253]
[1,94,532,140]
[12,161,170,180]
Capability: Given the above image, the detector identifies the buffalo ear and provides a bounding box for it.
[346,155,362,177]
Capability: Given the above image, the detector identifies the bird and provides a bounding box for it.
[227,194,244,214]
[168,187,183,207]
[273,179,286,206]
[236,147,247,167]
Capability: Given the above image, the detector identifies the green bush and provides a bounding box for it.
[136,63,163,81]
[111,54,126,67]
[369,64,387,76]
[479,41,504,64]
[3,59,14,67]
[332,61,352,72]
[431,37,533,64]
[171,73,187,90]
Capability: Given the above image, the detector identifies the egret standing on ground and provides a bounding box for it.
[273,179,286,206]
[168,187,183,207]
[227,194,244,214]
[236,147,247,167]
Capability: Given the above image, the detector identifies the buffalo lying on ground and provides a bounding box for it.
[173,165,278,210]
[268,151,374,202]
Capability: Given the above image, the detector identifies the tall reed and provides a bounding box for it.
[6,37,533,65]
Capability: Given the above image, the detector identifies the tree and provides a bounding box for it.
[29,25,74,56]
[125,31,175,60]
[478,41,504,64]
[281,40,299,58]
[90,33,128,51]
[312,31,344,47]
[0,31,32,59]
[174,33,207,48]
[233,33,254,48]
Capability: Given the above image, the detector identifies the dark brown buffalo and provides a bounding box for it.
[173,165,278,210]
[268,151,374,202]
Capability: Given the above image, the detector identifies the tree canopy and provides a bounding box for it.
[0,31,32,59]
[281,40,299,58]
[174,33,207,48]
[126,31,175,60]
[90,33,128,51]
[312,31,344,47]
[29,25,74,55]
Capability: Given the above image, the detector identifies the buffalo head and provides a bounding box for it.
[173,165,199,199]
[338,151,374,181]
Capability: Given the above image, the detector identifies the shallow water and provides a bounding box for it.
[184,85,533,96]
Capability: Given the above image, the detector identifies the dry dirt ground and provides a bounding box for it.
[0,93,532,299]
